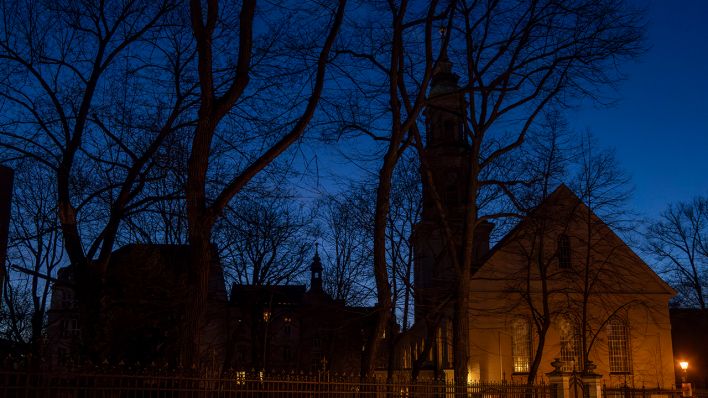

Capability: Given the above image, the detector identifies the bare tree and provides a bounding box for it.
[319,188,374,306]
[219,189,314,288]
[569,134,638,372]
[388,153,423,332]
[183,0,347,365]
[0,0,195,357]
[330,0,448,378]
[646,197,707,309]
[407,0,643,382]
[0,162,64,361]
[480,130,646,384]
[501,111,576,383]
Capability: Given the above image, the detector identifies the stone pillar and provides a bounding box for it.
[582,361,603,398]
[547,358,571,398]
[681,382,693,398]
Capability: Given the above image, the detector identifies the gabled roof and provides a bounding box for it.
[478,184,675,295]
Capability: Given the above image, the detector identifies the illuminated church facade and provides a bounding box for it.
[399,55,677,388]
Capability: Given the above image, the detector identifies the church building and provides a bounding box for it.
[397,53,677,388]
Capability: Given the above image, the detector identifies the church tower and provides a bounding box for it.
[421,51,469,223]
[413,51,469,322]
[309,243,324,294]
[413,52,492,323]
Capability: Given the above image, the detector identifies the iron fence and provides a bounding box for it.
[603,385,682,398]
[0,370,551,398]
[1,369,699,398]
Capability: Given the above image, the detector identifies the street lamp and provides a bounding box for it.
[679,361,688,380]
[679,361,691,398]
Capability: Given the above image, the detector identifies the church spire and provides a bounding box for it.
[430,27,459,96]
[309,242,323,293]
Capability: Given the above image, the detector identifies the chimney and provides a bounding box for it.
[474,220,494,262]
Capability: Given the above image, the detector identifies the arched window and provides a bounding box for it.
[559,318,582,372]
[607,318,631,373]
[512,318,532,373]
[557,234,571,269]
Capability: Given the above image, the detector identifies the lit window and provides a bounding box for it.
[558,234,571,268]
[512,318,532,373]
[262,310,271,322]
[234,371,246,385]
[559,318,582,372]
[608,318,631,373]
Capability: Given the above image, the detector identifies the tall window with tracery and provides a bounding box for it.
[512,318,532,373]
[607,318,631,373]
[559,318,582,372]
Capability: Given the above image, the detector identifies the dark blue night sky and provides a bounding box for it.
[301,1,707,221]
[571,0,708,219]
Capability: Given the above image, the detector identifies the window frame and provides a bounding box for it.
[511,318,533,374]
[559,317,583,372]
[607,317,632,374]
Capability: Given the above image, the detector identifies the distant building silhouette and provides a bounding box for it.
[226,249,375,373]
[47,245,375,372]
[48,244,227,367]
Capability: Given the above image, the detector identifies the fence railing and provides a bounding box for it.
[1,369,698,398]
[0,370,551,398]
[603,386,682,398]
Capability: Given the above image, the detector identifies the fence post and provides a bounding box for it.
[547,359,571,398]
[581,361,603,398]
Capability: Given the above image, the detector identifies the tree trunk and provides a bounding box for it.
[453,277,470,386]
[184,228,213,368]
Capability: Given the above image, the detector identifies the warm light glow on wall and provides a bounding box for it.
[468,363,480,384]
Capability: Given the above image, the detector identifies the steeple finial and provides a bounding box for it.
[431,26,459,95]
[437,26,451,69]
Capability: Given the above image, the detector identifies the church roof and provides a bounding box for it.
[479,184,675,296]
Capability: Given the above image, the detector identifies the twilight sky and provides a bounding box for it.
[570,0,708,219]
[304,1,708,222]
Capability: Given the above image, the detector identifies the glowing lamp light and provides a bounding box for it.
[679,361,689,371]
